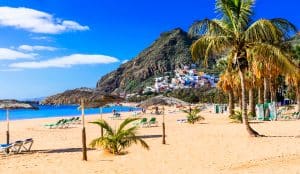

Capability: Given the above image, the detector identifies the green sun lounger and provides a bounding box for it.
[44,119,64,128]
[133,118,148,127]
[148,117,158,127]
[45,119,69,128]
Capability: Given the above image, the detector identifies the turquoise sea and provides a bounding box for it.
[0,105,139,121]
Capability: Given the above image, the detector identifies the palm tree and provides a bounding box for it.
[189,0,297,136]
[286,48,300,112]
[245,70,258,117]
[217,70,236,115]
[89,118,149,155]
[286,74,300,112]
[215,58,237,115]
[182,108,205,124]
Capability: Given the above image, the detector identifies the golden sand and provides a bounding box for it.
[0,106,299,174]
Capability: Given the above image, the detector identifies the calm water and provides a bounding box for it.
[0,105,140,121]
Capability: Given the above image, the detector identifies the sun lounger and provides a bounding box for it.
[44,119,64,129]
[0,138,34,155]
[133,118,148,127]
[132,111,141,117]
[45,119,70,129]
[0,144,13,155]
[109,113,121,120]
[20,138,34,152]
[177,119,187,123]
[148,117,158,127]
[73,117,81,124]
[0,141,23,155]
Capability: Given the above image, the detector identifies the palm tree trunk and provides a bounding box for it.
[82,127,87,161]
[239,70,260,137]
[249,88,255,117]
[264,77,270,103]
[270,81,276,102]
[297,86,300,113]
[228,89,235,115]
[258,85,264,104]
[239,96,242,112]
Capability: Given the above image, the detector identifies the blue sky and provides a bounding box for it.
[0,0,299,99]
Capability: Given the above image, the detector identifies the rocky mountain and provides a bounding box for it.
[42,88,122,107]
[43,28,198,105]
[96,28,196,94]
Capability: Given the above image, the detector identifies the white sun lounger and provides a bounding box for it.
[20,138,34,152]
[0,138,33,155]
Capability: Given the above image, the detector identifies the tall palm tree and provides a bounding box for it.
[216,58,237,115]
[286,74,300,112]
[189,0,297,136]
[89,118,149,155]
[217,70,236,115]
[286,48,300,112]
[245,70,258,117]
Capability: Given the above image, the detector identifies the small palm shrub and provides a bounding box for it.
[89,118,149,155]
[285,105,295,111]
[182,108,205,124]
[229,110,253,123]
[229,110,243,123]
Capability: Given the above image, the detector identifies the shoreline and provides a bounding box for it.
[0,104,141,122]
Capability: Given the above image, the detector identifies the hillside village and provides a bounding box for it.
[143,64,219,94]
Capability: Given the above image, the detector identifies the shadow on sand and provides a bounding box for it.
[137,134,163,139]
[263,135,296,138]
[32,148,94,154]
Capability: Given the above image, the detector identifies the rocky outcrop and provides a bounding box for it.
[96,28,196,94]
[42,88,122,107]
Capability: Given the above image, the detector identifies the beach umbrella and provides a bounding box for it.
[138,95,190,109]
[0,100,37,145]
[137,96,190,145]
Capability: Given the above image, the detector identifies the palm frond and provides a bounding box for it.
[89,137,103,148]
[270,18,297,39]
[215,0,254,32]
[89,118,149,155]
[117,117,140,134]
[137,138,150,150]
[89,119,114,135]
[245,19,285,43]
[191,35,232,66]
[248,43,298,74]
[188,18,230,36]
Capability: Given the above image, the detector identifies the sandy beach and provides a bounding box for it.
[0,106,300,174]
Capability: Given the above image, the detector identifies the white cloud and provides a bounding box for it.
[0,48,35,60]
[10,54,119,69]
[0,7,89,34]
[18,45,57,52]
[122,59,129,63]
[0,68,22,72]
[31,36,52,41]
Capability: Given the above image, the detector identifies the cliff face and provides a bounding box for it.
[96,28,196,94]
